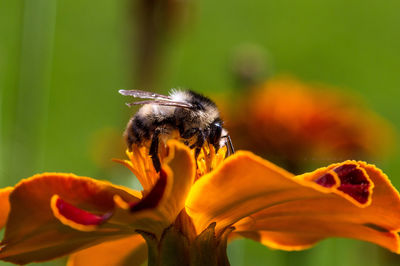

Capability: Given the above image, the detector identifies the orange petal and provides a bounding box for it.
[0,173,140,264]
[112,157,147,192]
[295,161,374,207]
[235,162,400,252]
[186,151,296,233]
[110,167,174,235]
[235,216,400,252]
[159,140,196,221]
[51,195,113,232]
[0,187,13,229]
[67,234,147,266]
[232,231,320,251]
[50,168,170,234]
[186,152,400,253]
[111,140,196,237]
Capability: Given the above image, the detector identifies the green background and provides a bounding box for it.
[1,0,400,265]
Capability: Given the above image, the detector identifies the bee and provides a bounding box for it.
[119,89,234,172]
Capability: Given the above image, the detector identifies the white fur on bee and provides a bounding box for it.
[170,89,189,102]
[137,103,174,124]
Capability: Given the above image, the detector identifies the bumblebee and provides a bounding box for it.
[119,89,234,172]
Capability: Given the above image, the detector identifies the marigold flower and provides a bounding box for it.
[0,140,399,265]
[228,77,394,173]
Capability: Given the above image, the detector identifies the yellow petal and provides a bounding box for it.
[68,235,147,266]
[126,146,159,193]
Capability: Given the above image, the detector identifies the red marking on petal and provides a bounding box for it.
[315,173,336,188]
[334,164,371,204]
[337,182,370,204]
[56,197,111,226]
[130,168,168,212]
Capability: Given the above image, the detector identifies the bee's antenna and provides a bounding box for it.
[227,135,235,155]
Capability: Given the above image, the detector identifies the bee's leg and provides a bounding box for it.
[149,129,161,172]
[193,131,205,167]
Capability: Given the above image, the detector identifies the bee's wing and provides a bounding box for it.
[119,89,172,100]
[120,89,193,108]
[126,100,193,109]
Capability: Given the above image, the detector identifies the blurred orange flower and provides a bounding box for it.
[0,141,399,265]
[228,77,395,173]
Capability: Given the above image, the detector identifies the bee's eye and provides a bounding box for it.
[209,121,222,145]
